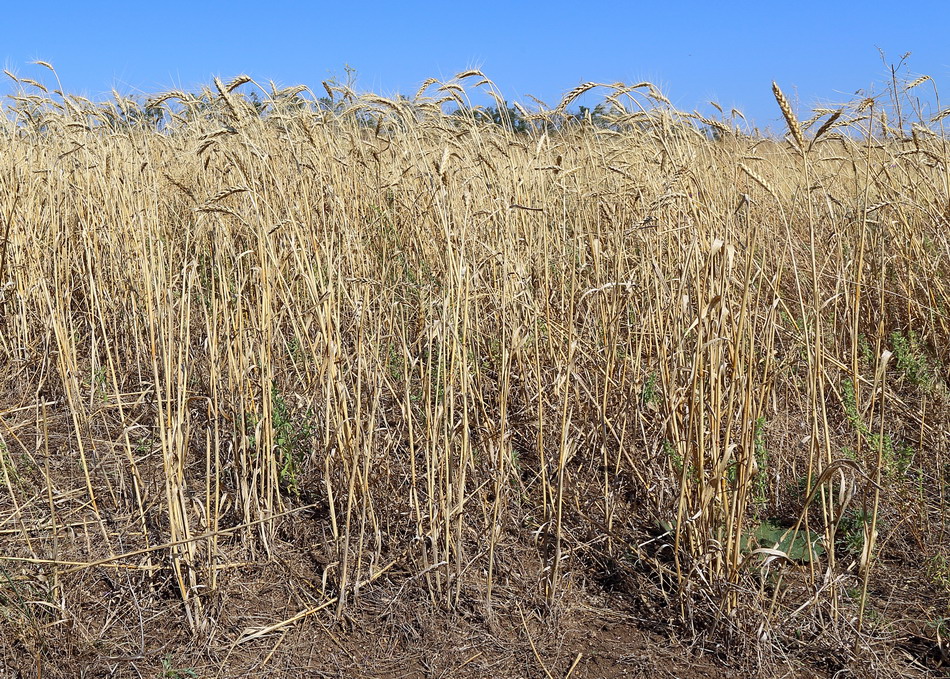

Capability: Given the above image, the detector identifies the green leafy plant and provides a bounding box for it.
[865,432,914,479]
[842,378,863,432]
[641,372,659,406]
[160,656,198,679]
[837,508,871,556]
[741,520,826,563]
[271,386,313,496]
[663,439,683,475]
[928,616,950,641]
[858,333,873,367]
[83,366,110,403]
[386,342,403,382]
[926,553,950,593]
[890,330,932,387]
[244,385,314,496]
[841,378,915,478]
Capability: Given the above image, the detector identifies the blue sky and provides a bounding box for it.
[2,1,947,130]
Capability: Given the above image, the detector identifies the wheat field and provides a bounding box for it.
[1,67,949,677]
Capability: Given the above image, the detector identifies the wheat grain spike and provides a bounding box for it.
[225,75,253,93]
[556,82,598,115]
[809,109,843,149]
[739,163,778,200]
[772,82,805,151]
[932,107,950,123]
[413,78,439,101]
[454,70,486,81]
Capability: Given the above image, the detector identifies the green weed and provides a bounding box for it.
[245,384,314,496]
[271,386,313,496]
[890,330,932,388]
[641,372,659,407]
[741,519,825,563]
[159,656,198,679]
[841,378,915,478]
[927,553,950,593]
[837,508,871,556]
[663,439,682,475]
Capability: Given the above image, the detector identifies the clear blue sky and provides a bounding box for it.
[2,1,947,130]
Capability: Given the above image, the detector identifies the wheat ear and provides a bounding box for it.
[772,82,805,151]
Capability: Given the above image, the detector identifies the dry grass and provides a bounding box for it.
[1,68,949,677]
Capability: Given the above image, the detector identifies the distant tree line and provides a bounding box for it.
[447,101,616,134]
[3,87,715,139]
